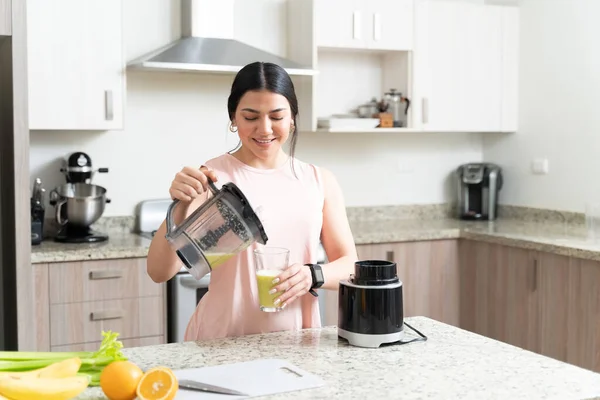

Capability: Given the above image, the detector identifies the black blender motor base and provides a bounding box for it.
[54,225,109,243]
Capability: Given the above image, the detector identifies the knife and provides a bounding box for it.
[178,379,249,396]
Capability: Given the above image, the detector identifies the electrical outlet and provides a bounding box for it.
[531,158,549,175]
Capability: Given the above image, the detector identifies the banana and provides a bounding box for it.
[38,357,82,379]
[0,375,89,400]
[0,357,81,380]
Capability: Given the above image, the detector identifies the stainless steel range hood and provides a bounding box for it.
[127,0,316,76]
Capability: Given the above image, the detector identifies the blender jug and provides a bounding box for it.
[165,179,268,280]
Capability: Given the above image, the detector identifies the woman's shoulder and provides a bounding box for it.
[203,153,248,177]
[202,153,230,169]
[291,157,335,182]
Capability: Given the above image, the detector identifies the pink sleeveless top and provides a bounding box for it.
[183,153,324,341]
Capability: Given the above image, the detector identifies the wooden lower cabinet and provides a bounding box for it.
[459,240,540,350]
[33,258,167,352]
[356,239,460,327]
[356,238,600,373]
[459,239,600,373]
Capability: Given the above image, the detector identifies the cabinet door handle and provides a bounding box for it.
[105,90,114,121]
[386,251,394,262]
[90,310,124,321]
[422,97,429,124]
[373,13,381,41]
[529,258,538,292]
[89,270,122,280]
[353,11,361,40]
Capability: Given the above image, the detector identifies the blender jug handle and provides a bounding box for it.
[165,178,220,236]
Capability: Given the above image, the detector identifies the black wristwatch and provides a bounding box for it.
[306,263,324,297]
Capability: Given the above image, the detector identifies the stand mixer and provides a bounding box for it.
[49,152,111,243]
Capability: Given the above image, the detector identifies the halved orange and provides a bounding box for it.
[136,366,178,400]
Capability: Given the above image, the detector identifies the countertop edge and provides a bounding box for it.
[31,246,150,264]
[459,231,600,262]
[30,224,600,264]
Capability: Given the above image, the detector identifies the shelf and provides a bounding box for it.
[308,128,515,134]
[314,127,421,133]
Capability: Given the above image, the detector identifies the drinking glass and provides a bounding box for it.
[253,247,290,312]
[585,202,600,243]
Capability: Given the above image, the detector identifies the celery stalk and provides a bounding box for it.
[0,351,90,361]
[0,330,127,385]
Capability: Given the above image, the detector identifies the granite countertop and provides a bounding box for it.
[31,217,600,264]
[31,232,152,264]
[77,316,600,399]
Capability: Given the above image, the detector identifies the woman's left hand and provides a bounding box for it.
[271,263,312,308]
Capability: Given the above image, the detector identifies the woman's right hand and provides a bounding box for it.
[169,166,218,202]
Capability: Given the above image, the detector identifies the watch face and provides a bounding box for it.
[315,268,324,282]
[313,264,324,286]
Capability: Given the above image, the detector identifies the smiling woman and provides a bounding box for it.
[146,61,358,342]
[226,62,299,170]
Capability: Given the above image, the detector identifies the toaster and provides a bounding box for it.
[338,259,404,348]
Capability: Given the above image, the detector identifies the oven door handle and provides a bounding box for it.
[180,274,210,289]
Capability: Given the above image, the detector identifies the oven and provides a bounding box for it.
[167,270,210,343]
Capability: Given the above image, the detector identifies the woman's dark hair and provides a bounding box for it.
[227,62,300,161]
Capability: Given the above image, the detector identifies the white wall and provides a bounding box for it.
[29,0,483,217]
[482,0,600,213]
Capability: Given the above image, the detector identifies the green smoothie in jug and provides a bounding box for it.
[204,253,235,269]
[256,269,282,311]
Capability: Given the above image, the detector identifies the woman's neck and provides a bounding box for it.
[231,147,289,170]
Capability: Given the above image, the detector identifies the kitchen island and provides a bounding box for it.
[76,317,600,399]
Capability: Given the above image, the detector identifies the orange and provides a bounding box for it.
[136,366,179,400]
[100,360,144,400]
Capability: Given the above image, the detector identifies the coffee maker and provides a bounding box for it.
[50,152,111,243]
[456,163,503,220]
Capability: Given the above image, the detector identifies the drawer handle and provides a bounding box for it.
[386,251,394,262]
[89,270,122,280]
[90,310,124,321]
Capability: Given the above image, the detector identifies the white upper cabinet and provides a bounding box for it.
[0,0,10,36]
[26,0,125,131]
[411,0,519,132]
[365,0,413,51]
[315,0,414,51]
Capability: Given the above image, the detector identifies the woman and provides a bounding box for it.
[147,61,358,341]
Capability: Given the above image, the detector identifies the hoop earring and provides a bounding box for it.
[229,122,238,133]
[289,125,295,135]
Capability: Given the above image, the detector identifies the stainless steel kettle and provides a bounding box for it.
[383,89,411,127]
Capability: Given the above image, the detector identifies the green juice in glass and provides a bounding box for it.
[256,269,282,312]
